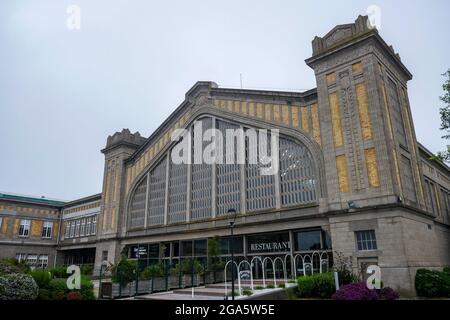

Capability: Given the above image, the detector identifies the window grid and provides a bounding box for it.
[148,159,167,225]
[41,221,53,239]
[80,218,86,236]
[38,255,49,269]
[279,137,317,206]
[191,118,212,219]
[356,230,377,251]
[400,155,416,203]
[86,217,92,235]
[245,131,276,211]
[16,253,26,263]
[64,215,97,239]
[168,138,188,223]
[26,254,38,267]
[387,78,408,148]
[128,116,320,227]
[92,216,97,234]
[65,222,70,238]
[19,219,30,237]
[216,120,241,215]
[129,176,147,228]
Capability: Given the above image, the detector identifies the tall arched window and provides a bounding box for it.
[128,115,319,229]
[129,176,147,228]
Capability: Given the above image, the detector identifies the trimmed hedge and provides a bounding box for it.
[415,268,450,298]
[297,272,335,298]
[297,275,314,297]
[0,273,39,300]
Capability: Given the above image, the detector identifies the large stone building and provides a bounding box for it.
[1,15,449,295]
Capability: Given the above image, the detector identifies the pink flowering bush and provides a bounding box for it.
[331,281,399,300]
[332,282,378,300]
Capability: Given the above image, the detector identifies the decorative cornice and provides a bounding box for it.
[305,15,412,81]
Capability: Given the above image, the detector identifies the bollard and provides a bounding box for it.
[333,271,340,291]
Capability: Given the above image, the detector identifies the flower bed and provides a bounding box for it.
[331,282,399,300]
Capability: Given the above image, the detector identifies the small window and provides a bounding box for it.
[26,254,38,267]
[80,218,86,236]
[16,253,27,262]
[86,217,92,235]
[0,217,3,229]
[70,221,75,238]
[92,216,97,235]
[355,230,377,251]
[19,219,31,237]
[42,221,53,239]
[38,255,49,269]
[75,220,80,237]
[64,222,70,239]
[101,250,108,262]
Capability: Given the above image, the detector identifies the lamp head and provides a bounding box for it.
[227,208,237,226]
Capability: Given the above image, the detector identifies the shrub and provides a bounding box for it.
[332,251,358,285]
[378,287,400,300]
[297,273,336,298]
[331,282,378,300]
[415,268,450,297]
[80,276,95,300]
[0,258,29,275]
[49,266,68,278]
[111,257,136,286]
[443,266,450,274]
[67,291,81,300]
[266,284,275,289]
[81,265,94,276]
[0,273,39,300]
[52,290,66,300]
[38,288,51,300]
[0,262,22,275]
[242,289,253,296]
[312,273,335,298]
[278,283,286,288]
[255,285,264,290]
[49,278,69,293]
[285,286,298,300]
[297,275,315,297]
[141,263,164,279]
[30,269,52,289]
[182,259,204,275]
[47,276,94,300]
[170,263,181,276]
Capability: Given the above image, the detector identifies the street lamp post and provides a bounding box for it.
[227,208,237,301]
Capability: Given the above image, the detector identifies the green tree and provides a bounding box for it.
[207,236,223,272]
[434,69,450,162]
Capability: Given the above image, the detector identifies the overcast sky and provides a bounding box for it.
[0,0,449,201]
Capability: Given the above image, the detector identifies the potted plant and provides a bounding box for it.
[111,257,137,298]
[141,263,165,292]
[181,258,204,287]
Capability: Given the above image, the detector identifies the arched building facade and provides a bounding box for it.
[1,15,449,295]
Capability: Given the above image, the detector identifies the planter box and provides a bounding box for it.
[168,275,183,289]
[152,277,167,292]
[111,282,133,298]
[183,274,202,287]
[137,280,152,294]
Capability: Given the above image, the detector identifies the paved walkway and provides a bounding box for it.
[130,281,295,300]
